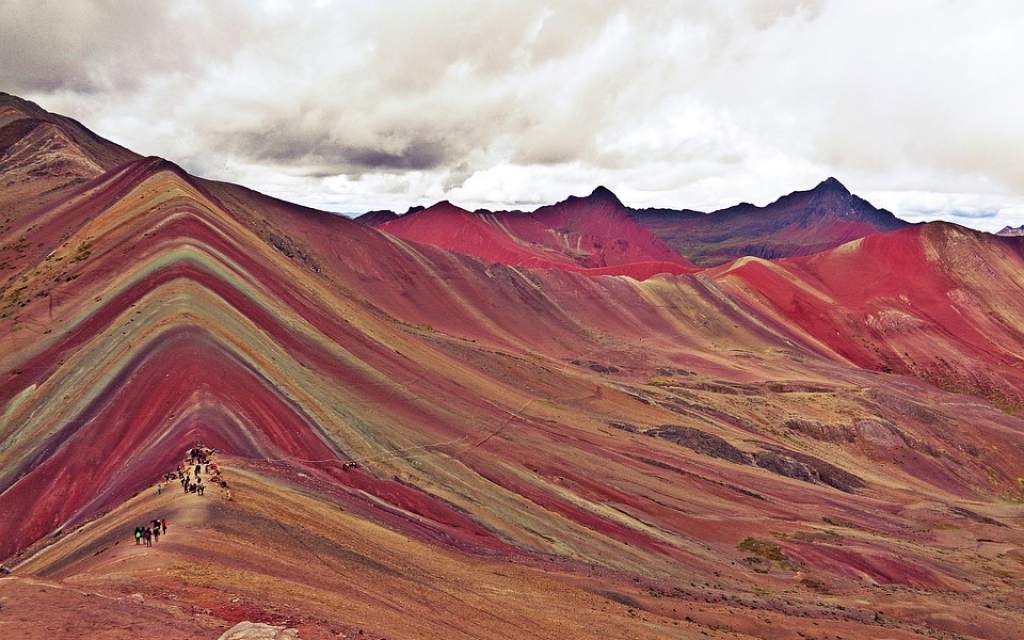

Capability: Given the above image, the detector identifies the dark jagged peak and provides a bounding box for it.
[587,185,623,205]
[557,185,625,209]
[358,204,426,225]
[354,209,399,226]
[997,224,1024,237]
[420,200,465,214]
[778,176,851,207]
[384,200,472,223]
[805,177,856,212]
[627,178,911,267]
[764,177,905,227]
[815,176,851,196]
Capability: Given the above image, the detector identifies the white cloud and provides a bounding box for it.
[2,0,1022,230]
[866,189,1024,234]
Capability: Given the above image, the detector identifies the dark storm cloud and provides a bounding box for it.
[229,121,452,175]
[0,0,257,93]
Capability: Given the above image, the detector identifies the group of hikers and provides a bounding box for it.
[154,442,228,497]
[136,441,230,545]
[133,518,167,546]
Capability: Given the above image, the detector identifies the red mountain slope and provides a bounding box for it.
[370,187,696,279]
[3,95,1024,639]
[712,223,1024,410]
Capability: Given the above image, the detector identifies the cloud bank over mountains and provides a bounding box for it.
[3,0,1022,230]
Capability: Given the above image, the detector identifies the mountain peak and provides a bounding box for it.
[572,185,623,207]
[411,199,475,218]
[814,176,851,196]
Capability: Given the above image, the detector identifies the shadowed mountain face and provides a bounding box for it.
[4,93,1024,639]
[631,177,911,267]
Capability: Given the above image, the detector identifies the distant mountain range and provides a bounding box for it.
[358,176,911,271]
[359,186,696,279]
[4,92,1024,638]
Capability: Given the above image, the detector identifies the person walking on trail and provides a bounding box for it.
[143,528,152,546]
[157,483,162,495]
[161,518,167,535]
[134,527,142,545]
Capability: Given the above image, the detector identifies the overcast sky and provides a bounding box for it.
[2,0,1022,231]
